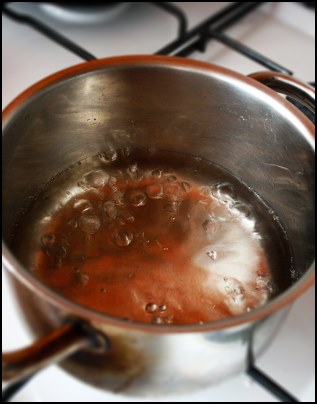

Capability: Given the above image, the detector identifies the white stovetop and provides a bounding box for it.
[2,2,315,402]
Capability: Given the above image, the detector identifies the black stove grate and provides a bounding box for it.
[2,2,292,74]
[2,3,97,61]
[2,2,314,402]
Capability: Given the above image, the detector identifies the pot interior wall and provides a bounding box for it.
[2,64,315,277]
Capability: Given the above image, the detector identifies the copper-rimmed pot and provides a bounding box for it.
[2,56,315,396]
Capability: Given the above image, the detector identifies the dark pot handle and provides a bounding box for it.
[2,322,109,386]
[249,71,315,115]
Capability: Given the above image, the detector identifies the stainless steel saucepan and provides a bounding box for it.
[2,55,315,396]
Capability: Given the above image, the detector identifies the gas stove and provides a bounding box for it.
[2,2,315,402]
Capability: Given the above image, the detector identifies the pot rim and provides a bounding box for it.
[2,54,315,334]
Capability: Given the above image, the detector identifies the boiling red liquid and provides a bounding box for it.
[31,166,272,325]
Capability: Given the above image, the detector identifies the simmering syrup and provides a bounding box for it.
[11,149,293,325]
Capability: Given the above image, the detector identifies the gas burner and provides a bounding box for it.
[39,2,131,24]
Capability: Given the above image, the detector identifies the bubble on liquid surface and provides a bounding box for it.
[83,170,109,188]
[127,190,147,206]
[123,211,135,222]
[255,276,272,292]
[99,150,117,163]
[164,182,185,201]
[136,232,150,246]
[118,210,135,225]
[165,315,174,324]
[199,186,213,198]
[103,200,117,219]
[159,304,167,312]
[202,219,220,234]
[231,201,251,218]
[152,317,163,324]
[108,176,117,186]
[146,183,163,199]
[112,190,126,207]
[127,163,143,181]
[78,214,101,234]
[163,201,181,214]
[206,250,217,260]
[212,182,236,203]
[166,174,177,182]
[224,278,245,304]
[41,233,56,248]
[151,168,163,179]
[41,234,67,259]
[145,303,158,313]
[74,268,89,285]
[181,181,191,192]
[73,199,93,214]
[121,147,130,159]
[67,218,77,228]
[54,244,67,258]
[113,230,133,247]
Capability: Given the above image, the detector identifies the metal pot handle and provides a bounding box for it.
[2,322,109,393]
[248,71,315,115]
